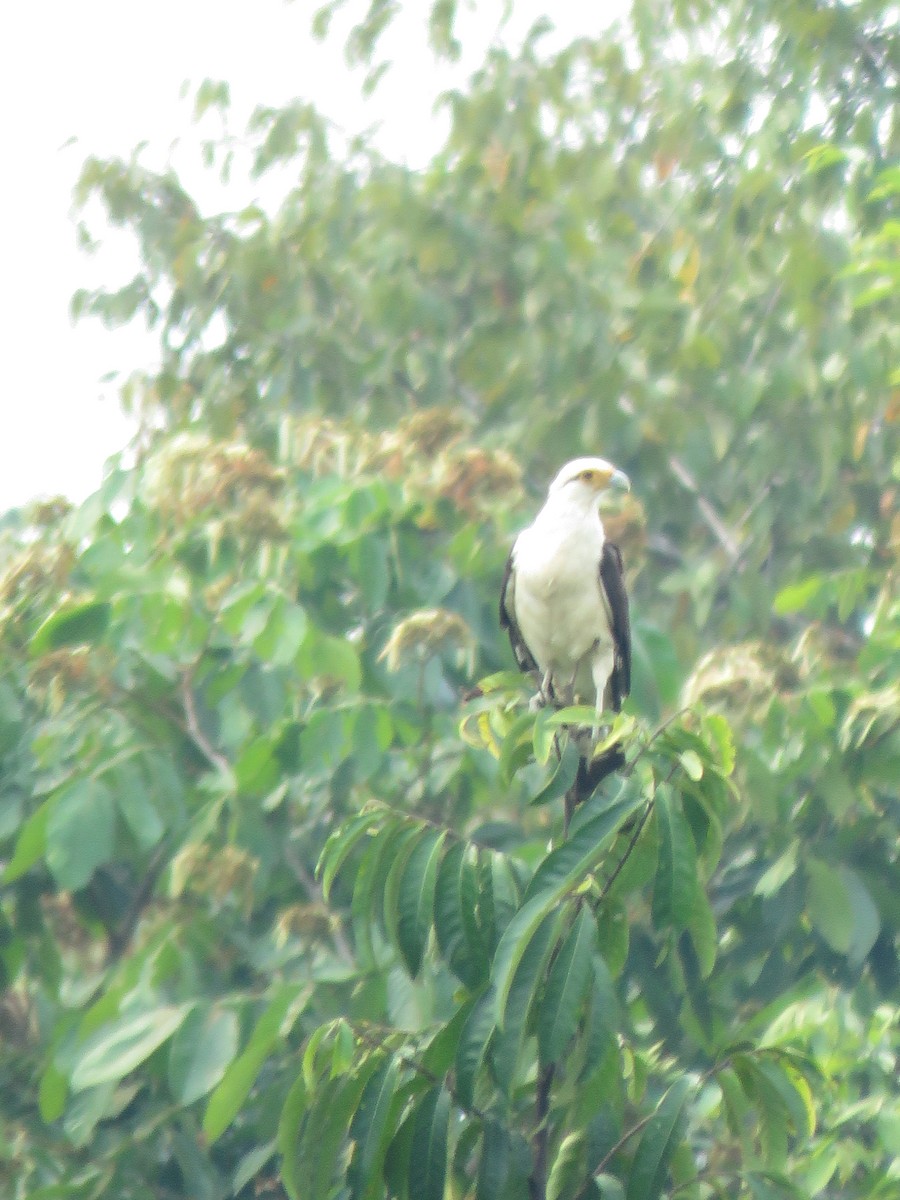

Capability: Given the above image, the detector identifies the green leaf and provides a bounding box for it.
[352,819,411,966]
[317,809,382,901]
[113,760,165,850]
[754,1058,815,1138]
[477,1119,511,1200]
[840,866,881,966]
[383,824,433,952]
[524,790,643,903]
[71,1004,193,1091]
[38,1062,68,1123]
[529,741,580,807]
[253,598,308,666]
[625,1077,691,1200]
[277,1071,308,1200]
[408,1086,450,1200]
[294,1057,384,1200]
[687,887,717,978]
[299,708,348,772]
[396,828,447,976]
[773,576,825,615]
[499,711,536,783]
[347,1055,401,1200]
[702,713,735,776]
[580,954,619,1079]
[806,859,878,960]
[652,788,697,931]
[2,798,51,883]
[678,749,703,781]
[168,1005,239,1105]
[204,983,309,1142]
[491,893,563,1030]
[532,707,559,765]
[433,839,484,986]
[300,632,362,691]
[548,1131,588,1200]
[455,989,495,1109]
[492,791,640,1029]
[46,778,115,891]
[31,599,111,655]
[543,705,607,729]
[492,907,565,1091]
[805,859,853,954]
[538,906,597,1065]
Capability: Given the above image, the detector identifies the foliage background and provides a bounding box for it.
[0,1,897,1198]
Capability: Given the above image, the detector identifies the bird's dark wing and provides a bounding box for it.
[598,541,631,711]
[499,548,539,674]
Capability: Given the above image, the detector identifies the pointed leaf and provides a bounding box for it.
[492,795,639,1029]
[408,1086,450,1200]
[626,1078,692,1200]
[538,907,597,1065]
[548,1131,588,1200]
[31,599,111,655]
[652,788,697,931]
[47,778,115,891]
[352,819,412,966]
[580,954,619,1079]
[2,797,51,883]
[168,1005,239,1105]
[204,983,309,1142]
[297,1057,384,1200]
[277,1071,308,1200]
[317,809,383,900]
[383,824,432,947]
[348,1055,401,1200]
[477,1119,511,1200]
[455,989,495,1110]
[396,828,447,976]
[72,1004,193,1091]
[493,908,565,1091]
[525,791,643,903]
[529,741,581,807]
[434,840,485,987]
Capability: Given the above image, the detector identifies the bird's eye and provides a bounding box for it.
[580,470,594,482]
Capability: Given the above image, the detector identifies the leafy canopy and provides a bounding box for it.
[1,2,897,1199]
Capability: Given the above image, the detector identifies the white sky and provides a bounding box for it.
[0,0,625,512]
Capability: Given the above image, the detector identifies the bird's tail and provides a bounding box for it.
[564,743,626,829]
[575,745,626,801]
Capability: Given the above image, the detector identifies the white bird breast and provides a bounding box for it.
[511,518,614,702]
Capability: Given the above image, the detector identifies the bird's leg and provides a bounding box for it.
[529,670,555,712]
[589,648,614,744]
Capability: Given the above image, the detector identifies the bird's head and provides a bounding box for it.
[547,457,630,508]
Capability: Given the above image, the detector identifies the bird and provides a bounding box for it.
[500,456,632,806]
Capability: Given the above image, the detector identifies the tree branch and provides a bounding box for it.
[180,670,230,774]
[593,1111,654,1177]
[665,454,741,564]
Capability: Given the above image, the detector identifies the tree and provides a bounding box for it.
[1,2,897,1198]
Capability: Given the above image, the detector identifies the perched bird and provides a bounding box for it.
[500,457,632,802]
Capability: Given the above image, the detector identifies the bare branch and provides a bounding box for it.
[180,671,230,774]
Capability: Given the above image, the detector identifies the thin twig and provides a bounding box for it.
[284,845,355,965]
[666,455,741,564]
[106,843,171,963]
[593,1111,655,1177]
[622,707,691,775]
[617,394,741,563]
[355,1026,491,1124]
[180,671,230,774]
[597,800,654,903]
